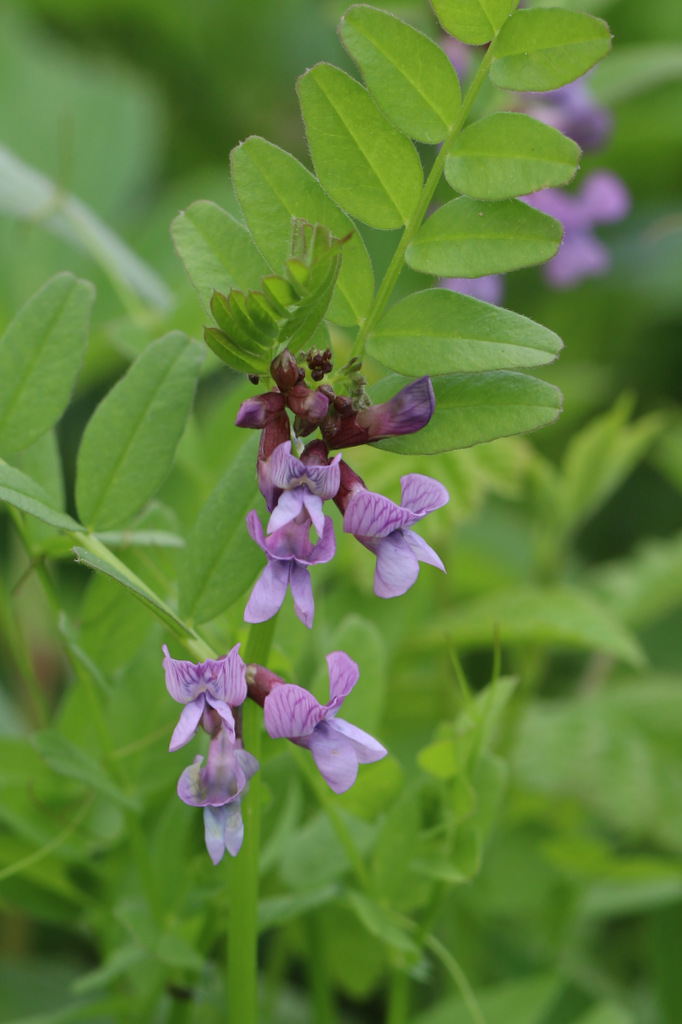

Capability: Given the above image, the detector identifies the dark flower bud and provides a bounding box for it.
[235,391,286,430]
[271,349,301,392]
[333,459,367,515]
[286,383,329,424]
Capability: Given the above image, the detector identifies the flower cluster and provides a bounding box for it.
[163,348,448,863]
[237,349,448,628]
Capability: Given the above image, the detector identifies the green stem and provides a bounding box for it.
[351,40,499,362]
[424,934,488,1024]
[227,616,278,1024]
[385,966,410,1024]
[306,911,338,1024]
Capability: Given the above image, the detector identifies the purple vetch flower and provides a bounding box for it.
[522,77,612,152]
[524,171,630,288]
[440,274,505,306]
[268,441,341,537]
[163,644,247,752]
[244,510,336,627]
[263,651,387,793]
[177,726,259,863]
[321,376,435,450]
[343,474,449,598]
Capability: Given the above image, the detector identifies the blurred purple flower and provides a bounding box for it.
[263,651,387,793]
[343,474,449,598]
[163,644,247,752]
[524,170,631,288]
[440,275,505,306]
[177,726,259,863]
[523,77,612,152]
[244,511,336,627]
[268,441,341,537]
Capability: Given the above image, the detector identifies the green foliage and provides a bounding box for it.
[405,197,563,277]
[0,462,81,533]
[431,0,517,46]
[0,273,94,457]
[490,8,613,92]
[445,112,581,200]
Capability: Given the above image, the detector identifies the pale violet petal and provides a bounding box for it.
[163,645,204,703]
[204,695,237,738]
[169,695,205,751]
[177,755,205,806]
[373,533,420,599]
[330,718,387,764]
[222,800,245,857]
[244,561,290,623]
[343,490,416,540]
[245,510,266,550]
[302,491,325,538]
[267,488,305,533]
[269,441,296,488]
[264,683,327,739]
[306,516,336,565]
[289,562,314,627]
[325,651,359,710]
[235,748,260,783]
[203,805,228,865]
[307,722,359,794]
[403,529,446,572]
[400,474,449,517]
[209,644,247,705]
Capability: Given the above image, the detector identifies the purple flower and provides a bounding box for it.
[523,77,612,152]
[268,441,341,537]
[321,377,435,450]
[163,644,247,752]
[177,726,259,863]
[263,652,387,793]
[524,171,630,288]
[440,274,505,306]
[343,474,449,598]
[244,511,336,628]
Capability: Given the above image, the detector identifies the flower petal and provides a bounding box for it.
[302,492,325,538]
[330,718,387,764]
[289,563,314,628]
[306,516,336,565]
[169,695,205,751]
[344,490,415,540]
[245,510,266,550]
[307,722,359,794]
[235,748,260,783]
[267,488,305,533]
[403,529,446,572]
[399,474,449,517]
[209,644,247,705]
[204,695,237,738]
[163,645,204,703]
[325,651,359,710]
[373,533,421,598]
[244,560,290,623]
[203,805,228,865]
[222,800,246,858]
[264,683,327,739]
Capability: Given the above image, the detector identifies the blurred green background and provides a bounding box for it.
[1,1,682,1022]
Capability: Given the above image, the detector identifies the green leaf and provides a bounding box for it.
[31,731,138,810]
[372,371,562,454]
[297,63,423,230]
[490,9,612,92]
[340,5,460,143]
[72,545,193,639]
[368,288,562,376]
[430,584,645,666]
[431,0,516,46]
[445,112,580,200]
[346,889,419,955]
[0,273,94,457]
[171,200,270,315]
[590,530,682,629]
[0,461,81,532]
[76,333,203,530]
[231,136,373,326]
[405,197,562,277]
[413,972,560,1024]
[179,436,264,625]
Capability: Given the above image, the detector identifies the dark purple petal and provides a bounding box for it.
[306,722,359,794]
[288,562,315,628]
[373,533,421,599]
[264,683,327,738]
[325,651,359,709]
[169,695,205,751]
[357,377,435,441]
[330,718,387,764]
[163,645,204,703]
[244,560,290,623]
[403,529,446,572]
[344,490,417,540]
[400,474,450,517]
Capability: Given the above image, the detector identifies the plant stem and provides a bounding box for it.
[386,966,410,1024]
[227,616,277,1024]
[424,934,488,1024]
[351,40,498,362]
